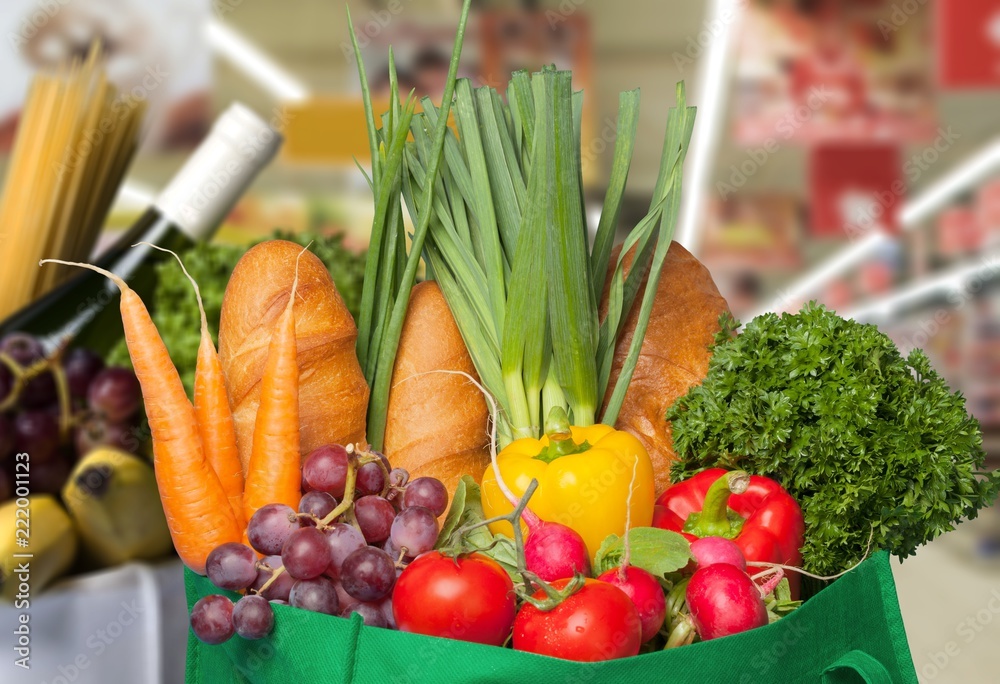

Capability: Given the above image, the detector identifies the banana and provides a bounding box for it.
[62,447,173,568]
[0,494,78,602]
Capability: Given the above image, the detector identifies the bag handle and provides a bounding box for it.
[821,651,893,684]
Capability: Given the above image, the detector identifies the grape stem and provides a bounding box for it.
[0,346,74,439]
[317,447,384,528]
[253,563,286,596]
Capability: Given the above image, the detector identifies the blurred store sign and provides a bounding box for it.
[809,143,903,238]
[735,0,937,143]
[938,0,1000,89]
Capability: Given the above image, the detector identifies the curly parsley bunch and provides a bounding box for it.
[670,303,1000,576]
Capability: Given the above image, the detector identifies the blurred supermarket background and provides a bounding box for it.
[2,0,1000,682]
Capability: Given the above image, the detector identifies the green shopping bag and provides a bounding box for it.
[185,550,917,683]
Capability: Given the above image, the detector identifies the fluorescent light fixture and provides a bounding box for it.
[206,19,310,103]
[752,139,1000,319]
[844,251,1000,321]
[676,0,743,254]
[899,139,1000,226]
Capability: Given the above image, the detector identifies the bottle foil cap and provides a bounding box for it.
[154,102,283,240]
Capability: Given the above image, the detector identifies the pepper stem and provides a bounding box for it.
[683,470,749,539]
[533,406,591,463]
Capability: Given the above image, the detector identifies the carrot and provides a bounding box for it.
[39,259,242,575]
[139,243,245,529]
[242,248,307,522]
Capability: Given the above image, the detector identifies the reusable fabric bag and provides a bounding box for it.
[185,550,917,683]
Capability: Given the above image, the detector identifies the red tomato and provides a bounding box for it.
[512,578,642,661]
[392,551,515,646]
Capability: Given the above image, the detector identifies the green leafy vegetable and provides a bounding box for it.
[106,230,366,396]
[435,475,519,578]
[593,527,691,578]
[670,303,1000,576]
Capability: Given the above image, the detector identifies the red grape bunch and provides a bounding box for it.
[0,332,144,502]
[189,443,449,644]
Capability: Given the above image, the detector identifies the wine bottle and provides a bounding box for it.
[0,102,282,355]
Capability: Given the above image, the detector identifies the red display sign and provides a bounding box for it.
[938,0,1000,88]
[809,144,903,239]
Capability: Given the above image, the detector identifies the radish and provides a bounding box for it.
[523,510,591,581]
[690,537,746,572]
[685,563,767,640]
[596,566,666,643]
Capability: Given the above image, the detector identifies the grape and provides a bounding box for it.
[206,542,258,591]
[385,467,409,508]
[302,444,349,497]
[353,495,395,544]
[281,527,331,580]
[247,503,299,556]
[190,594,235,645]
[390,506,439,558]
[0,414,13,460]
[340,601,387,628]
[333,581,357,613]
[0,365,12,404]
[62,348,105,399]
[87,368,141,422]
[378,596,395,629]
[29,452,71,494]
[14,411,60,463]
[232,595,274,639]
[340,547,396,602]
[0,333,43,365]
[289,577,339,615]
[382,536,402,562]
[403,477,448,517]
[298,491,337,523]
[355,460,386,497]
[251,556,294,602]
[270,599,288,606]
[324,523,366,578]
[74,416,138,456]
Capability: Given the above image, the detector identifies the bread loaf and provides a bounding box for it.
[383,281,491,496]
[600,241,729,494]
[219,240,368,474]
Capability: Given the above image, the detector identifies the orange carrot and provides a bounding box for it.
[242,248,307,522]
[140,243,245,529]
[39,259,242,575]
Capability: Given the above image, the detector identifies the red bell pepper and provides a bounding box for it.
[654,469,805,597]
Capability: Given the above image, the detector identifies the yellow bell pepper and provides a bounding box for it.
[480,411,655,556]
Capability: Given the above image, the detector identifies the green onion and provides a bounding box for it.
[354,0,694,448]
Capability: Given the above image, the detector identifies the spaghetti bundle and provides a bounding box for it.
[0,45,146,319]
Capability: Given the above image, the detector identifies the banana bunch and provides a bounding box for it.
[63,448,172,567]
[0,495,77,601]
